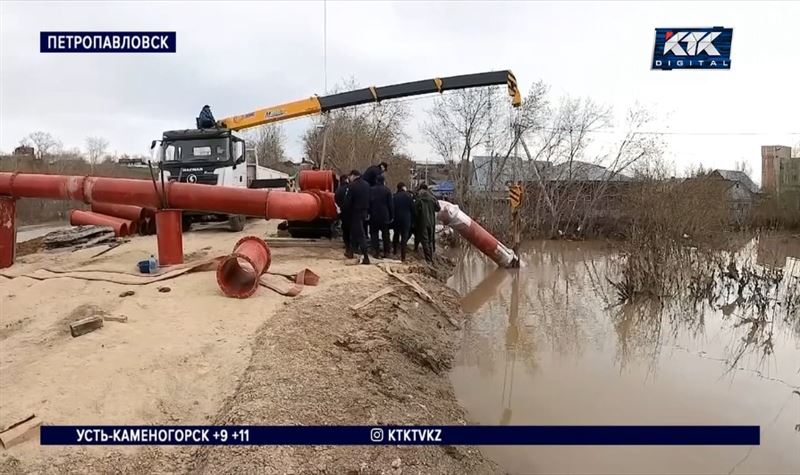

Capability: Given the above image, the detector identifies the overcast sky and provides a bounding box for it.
[1,1,798,179]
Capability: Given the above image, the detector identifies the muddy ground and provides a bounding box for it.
[0,220,499,474]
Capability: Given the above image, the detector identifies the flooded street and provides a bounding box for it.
[449,238,800,474]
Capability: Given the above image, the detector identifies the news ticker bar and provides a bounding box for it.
[40,32,176,53]
[40,426,760,446]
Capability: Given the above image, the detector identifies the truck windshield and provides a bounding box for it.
[164,138,230,162]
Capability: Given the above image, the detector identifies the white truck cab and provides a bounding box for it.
[150,128,287,231]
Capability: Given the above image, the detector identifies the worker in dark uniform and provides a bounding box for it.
[368,175,394,258]
[334,174,350,254]
[414,184,440,264]
[197,105,216,129]
[362,161,388,186]
[392,182,414,261]
[343,169,370,264]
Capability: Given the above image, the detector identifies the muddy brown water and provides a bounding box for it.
[449,237,800,475]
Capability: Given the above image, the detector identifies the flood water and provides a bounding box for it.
[449,237,800,475]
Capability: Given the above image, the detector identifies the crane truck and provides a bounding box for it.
[149,70,521,233]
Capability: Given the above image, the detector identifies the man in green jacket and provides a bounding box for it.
[414,184,440,263]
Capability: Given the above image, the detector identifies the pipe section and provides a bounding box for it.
[0,197,15,268]
[298,169,335,192]
[91,202,150,222]
[216,235,272,298]
[0,173,334,222]
[154,210,183,266]
[437,200,519,268]
[69,210,133,237]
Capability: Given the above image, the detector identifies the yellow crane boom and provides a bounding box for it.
[218,70,521,131]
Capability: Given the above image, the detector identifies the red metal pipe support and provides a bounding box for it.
[298,169,335,192]
[0,172,342,266]
[155,209,183,266]
[0,197,16,269]
[69,210,133,237]
[216,235,272,298]
[0,172,330,221]
[437,201,519,268]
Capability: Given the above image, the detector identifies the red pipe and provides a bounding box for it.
[0,172,334,221]
[91,202,148,222]
[298,170,335,192]
[437,201,519,268]
[155,210,183,265]
[216,236,272,298]
[0,197,15,268]
[69,210,133,237]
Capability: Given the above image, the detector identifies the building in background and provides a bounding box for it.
[761,145,800,195]
[707,169,759,225]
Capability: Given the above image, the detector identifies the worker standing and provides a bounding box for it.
[392,182,414,261]
[334,174,350,254]
[414,184,440,264]
[362,161,388,186]
[343,169,371,264]
[368,175,394,258]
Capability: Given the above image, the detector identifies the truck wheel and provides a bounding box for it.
[228,215,246,232]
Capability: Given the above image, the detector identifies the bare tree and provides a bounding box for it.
[20,131,62,160]
[246,124,286,167]
[423,87,498,202]
[302,79,408,178]
[85,136,109,174]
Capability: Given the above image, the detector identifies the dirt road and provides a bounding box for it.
[0,220,498,474]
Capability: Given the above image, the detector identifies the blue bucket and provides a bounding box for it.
[137,260,151,273]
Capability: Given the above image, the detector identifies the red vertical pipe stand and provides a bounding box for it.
[155,209,183,266]
[0,197,16,269]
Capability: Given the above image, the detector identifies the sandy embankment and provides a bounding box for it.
[0,220,498,474]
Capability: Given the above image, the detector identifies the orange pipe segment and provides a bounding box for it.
[216,236,272,298]
[69,210,132,237]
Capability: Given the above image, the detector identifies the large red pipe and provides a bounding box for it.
[91,202,151,222]
[437,201,519,268]
[69,210,134,237]
[298,169,335,192]
[0,197,15,268]
[0,173,336,221]
[216,236,272,298]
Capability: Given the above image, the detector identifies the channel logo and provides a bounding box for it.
[652,27,733,70]
[370,428,384,443]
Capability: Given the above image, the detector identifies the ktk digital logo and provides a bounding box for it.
[652,27,733,70]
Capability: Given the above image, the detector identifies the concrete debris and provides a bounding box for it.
[0,414,42,449]
[41,225,115,250]
[69,315,104,337]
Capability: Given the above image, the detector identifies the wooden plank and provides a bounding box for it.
[379,264,460,328]
[0,415,42,449]
[69,315,104,337]
[350,286,396,311]
[103,315,128,323]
